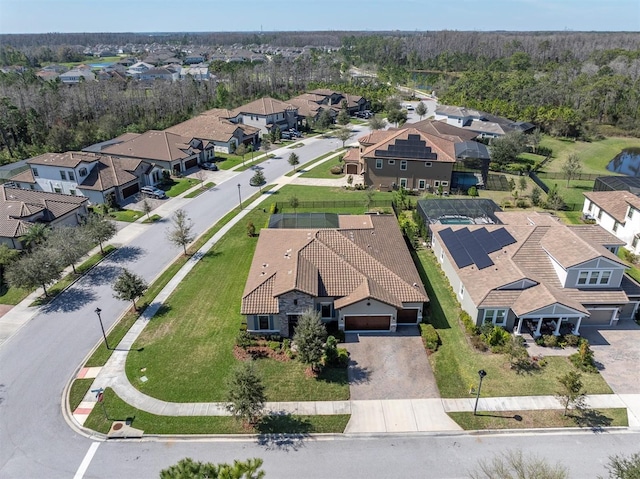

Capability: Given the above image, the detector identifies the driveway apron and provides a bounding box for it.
[344,325,440,400]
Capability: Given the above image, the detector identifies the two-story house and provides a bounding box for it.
[431,209,640,337]
[583,190,640,255]
[241,214,428,336]
[435,105,534,139]
[346,128,457,193]
[230,97,298,136]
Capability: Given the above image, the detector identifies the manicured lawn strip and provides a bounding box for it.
[539,136,640,175]
[0,284,29,305]
[235,155,272,172]
[285,150,343,177]
[69,378,94,412]
[448,408,628,430]
[109,209,144,222]
[216,153,247,170]
[556,211,584,225]
[83,388,349,434]
[271,184,390,203]
[416,249,612,397]
[141,214,162,224]
[161,178,201,197]
[125,205,349,402]
[300,154,345,179]
[32,245,117,306]
[85,311,139,367]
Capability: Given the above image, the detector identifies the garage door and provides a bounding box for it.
[346,164,358,175]
[345,315,391,331]
[184,158,198,170]
[397,309,419,324]
[583,309,615,326]
[121,183,140,198]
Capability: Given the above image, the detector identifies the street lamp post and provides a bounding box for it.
[473,369,487,415]
[237,183,242,210]
[94,307,110,350]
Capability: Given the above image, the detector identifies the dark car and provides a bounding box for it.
[201,162,218,171]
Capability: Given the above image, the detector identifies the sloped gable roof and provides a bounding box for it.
[101,130,193,162]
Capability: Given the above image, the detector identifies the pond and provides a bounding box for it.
[606,148,640,176]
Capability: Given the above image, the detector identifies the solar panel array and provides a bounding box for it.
[440,226,516,270]
[375,134,438,160]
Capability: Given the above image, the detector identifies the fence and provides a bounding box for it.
[534,171,610,182]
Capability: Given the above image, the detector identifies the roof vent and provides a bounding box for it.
[413,282,418,287]
[262,263,268,268]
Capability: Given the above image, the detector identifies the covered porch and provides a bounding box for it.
[514,302,588,338]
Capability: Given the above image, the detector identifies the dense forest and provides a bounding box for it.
[1,31,640,163]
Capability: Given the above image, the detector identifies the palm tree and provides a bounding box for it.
[20,223,49,251]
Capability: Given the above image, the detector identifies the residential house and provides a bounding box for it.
[9,151,163,205]
[97,130,199,174]
[303,89,369,115]
[431,209,640,337]
[139,67,179,82]
[231,97,298,135]
[345,128,457,193]
[166,113,259,156]
[241,214,428,336]
[435,105,535,139]
[126,61,155,78]
[59,67,96,84]
[583,190,640,254]
[180,66,212,82]
[287,96,336,126]
[0,186,89,250]
[183,53,206,64]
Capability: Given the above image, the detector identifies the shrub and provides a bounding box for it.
[482,325,511,350]
[535,336,545,346]
[460,311,478,335]
[236,330,254,349]
[570,339,598,372]
[336,348,350,367]
[324,335,339,365]
[420,323,440,351]
[564,334,580,347]
[282,338,291,351]
[543,334,559,348]
[516,199,529,208]
[330,165,344,175]
[269,203,277,214]
[268,341,281,351]
[470,335,488,351]
[502,200,512,209]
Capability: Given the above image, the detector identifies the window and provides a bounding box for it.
[69,189,76,196]
[375,159,383,169]
[628,208,634,219]
[53,187,61,193]
[442,181,449,186]
[440,249,444,262]
[33,168,39,177]
[400,160,407,170]
[320,303,332,318]
[633,236,639,248]
[257,315,270,330]
[613,222,619,233]
[587,201,593,212]
[400,178,407,188]
[577,270,612,286]
[424,162,432,167]
[418,179,426,189]
[483,309,507,326]
[60,171,67,180]
[434,180,440,187]
[459,284,465,299]
[597,209,603,220]
[79,167,87,177]
[388,160,395,165]
[69,171,75,181]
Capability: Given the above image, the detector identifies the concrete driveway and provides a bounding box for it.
[343,326,440,400]
[580,321,640,394]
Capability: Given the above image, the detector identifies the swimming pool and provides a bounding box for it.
[438,215,474,225]
[452,172,479,188]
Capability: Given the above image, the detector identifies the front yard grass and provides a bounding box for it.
[0,283,29,305]
[84,388,349,434]
[125,205,349,402]
[448,408,628,430]
[69,378,94,411]
[300,154,345,179]
[161,178,201,197]
[108,209,144,222]
[416,249,613,398]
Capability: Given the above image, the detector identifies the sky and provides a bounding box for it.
[0,0,639,34]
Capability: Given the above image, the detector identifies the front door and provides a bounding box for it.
[287,315,299,337]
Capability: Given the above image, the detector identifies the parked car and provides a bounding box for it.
[201,162,218,171]
[140,186,167,199]
[281,132,292,140]
[289,129,302,138]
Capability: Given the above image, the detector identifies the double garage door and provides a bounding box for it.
[583,309,615,326]
[344,315,391,331]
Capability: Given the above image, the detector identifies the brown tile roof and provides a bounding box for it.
[27,151,101,168]
[308,88,338,97]
[358,130,397,147]
[291,93,326,104]
[201,108,235,119]
[0,187,87,239]
[79,156,142,191]
[342,148,360,164]
[361,128,456,163]
[10,169,36,184]
[166,116,245,142]
[286,98,325,118]
[408,118,478,142]
[433,212,632,317]
[101,130,193,162]
[241,215,428,315]
[232,97,297,117]
[584,190,640,224]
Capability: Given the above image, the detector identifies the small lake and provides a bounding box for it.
[607,148,640,176]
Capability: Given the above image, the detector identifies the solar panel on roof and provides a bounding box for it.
[491,228,517,247]
[456,228,494,270]
[440,228,473,268]
[471,227,501,253]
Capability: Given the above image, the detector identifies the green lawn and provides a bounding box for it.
[269,185,394,214]
[86,311,139,367]
[69,378,94,411]
[216,153,249,170]
[84,388,349,435]
[416,249,613,398]
[125,205,349,402]
[0,284,29,305]
[300,155,346,179]
[184,182,216,198]
[141,214,161,224]
[109,209,144,222]
[160,178,201,197]
[448,408,628,430]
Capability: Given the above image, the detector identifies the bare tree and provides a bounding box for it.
[562,153,583,186]
[166,209,195,255]
[368,115,387,131]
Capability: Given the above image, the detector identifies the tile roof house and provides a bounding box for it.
[10,151,163,205]
[431,210,640,337]
[231,97,299,135]
[0,186,89,249]
[434,105,535,139]
[241,214,428,336]
[583,190,640,255]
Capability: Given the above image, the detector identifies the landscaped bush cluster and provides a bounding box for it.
[419,323,439,351]
[534,333,580,348]
[569,338,598,373]
[515,199,529,208]
[269,203,277,214]
[480,324,511,352]
[330,165,344,175]
[324,336,349,367]
[460,311,478,335]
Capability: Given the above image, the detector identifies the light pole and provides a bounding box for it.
[237,183,242,210]
[473,369,487,415]
[94,307,110,350]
